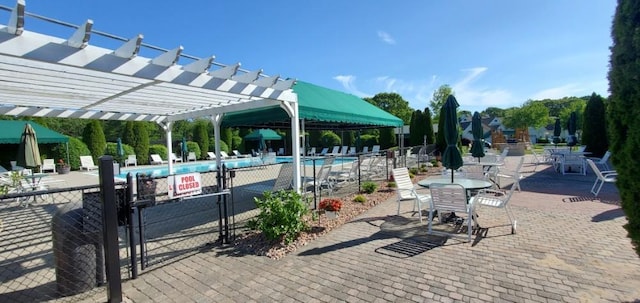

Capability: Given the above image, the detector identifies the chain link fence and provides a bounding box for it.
[0,184,128,303]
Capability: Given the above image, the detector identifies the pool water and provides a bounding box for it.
[117,156,356,178]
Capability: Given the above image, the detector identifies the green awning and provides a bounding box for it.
[222,81,403,129]
[0,120,69,144]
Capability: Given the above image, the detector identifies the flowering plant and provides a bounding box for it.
[57,159,69,168]
[319,198,343,212]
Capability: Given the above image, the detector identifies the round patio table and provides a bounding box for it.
[417,177,492,191]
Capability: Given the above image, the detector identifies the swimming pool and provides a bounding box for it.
[117,156,356,178]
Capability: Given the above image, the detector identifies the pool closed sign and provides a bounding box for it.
[168,173,202,198]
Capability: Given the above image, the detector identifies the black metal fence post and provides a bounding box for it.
[125,173,137,279]
[98,156,122,303]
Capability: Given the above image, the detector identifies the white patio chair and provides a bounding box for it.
[529,148,549,172]
[371,145,381,154]
[327,146,340,156]
[124,155,137,167]
[187,152,197,161]
[79,156,98,171]
[170,153,183,163]
[307,147,316,156]
[41,158,56,173]
[304,164,333,195]
[469,183,518,234]
[318,147,329,156]
[428,183,476,243]
[329,159,359,187]
[391,167,432,222]
[587,150,611,171]
[346,147,356,156]
[362,146,369,154]
[585,159,617,197]
[496,156,525,191]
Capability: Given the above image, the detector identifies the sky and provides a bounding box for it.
[0,0,617,114]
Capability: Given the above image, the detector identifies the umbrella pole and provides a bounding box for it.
[451,168,454,183]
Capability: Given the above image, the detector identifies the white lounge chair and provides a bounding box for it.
[361,146,369,154]
[150,154,168,165]
[245,162,294,195]
[586,159,617,197]
[392,167,432,222]
[187,152,197,161]
[371,145,381,154]
[327,146,340,156]
[79,156,98,171]
[220,151,235,159]
[232,150,251,158]
[318,147,329,156]
[170,153,183,163]
[41,158,56,173]
[587,150,612,171]
[307,147,316,156]
[124,155,137,167]
[207,152,217,160]
[496,156,525,191]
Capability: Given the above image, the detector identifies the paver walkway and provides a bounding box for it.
[92,158,640,302]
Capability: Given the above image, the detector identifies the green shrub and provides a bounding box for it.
[193,121,209,156]
[209,138,229,154]
[82,120,107,163]
[51,137,90,170]
[353,195,366,203]
[246,190,309,244]
[104,142,134,164]
[149,144,168,160]
[132,123,150,165]
[319,131,341,147]
[409,167,419,175]
[387,181,397,188]
[186,141,201,159]
[361,181,378,194]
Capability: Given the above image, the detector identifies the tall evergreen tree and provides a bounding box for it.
[122,121,135,146]
[582,93,608,158]
[222,127,233,152]
[132,123,149,165]
[193,121,210,158]
[608,0,640,256]
[423,108,435,144]
[379,127,396,149]
[82,120,107,162]
[409,110,422,145]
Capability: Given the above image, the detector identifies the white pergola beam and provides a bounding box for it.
[114,35,143,59]
[66,20,93,48]
[232,69,261,84]
[151,46,183,66]
[7,0,25,35]
[183,56,214,74]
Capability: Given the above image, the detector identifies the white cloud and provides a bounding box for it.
[377,31,396,45]
[333,75,370,97]
[530,80,609,100]
[452,67,517,111]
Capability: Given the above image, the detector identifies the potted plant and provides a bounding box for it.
[57,159,70,174]
[319,198,343,219]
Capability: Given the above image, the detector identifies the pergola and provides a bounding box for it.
[0,1,302,190]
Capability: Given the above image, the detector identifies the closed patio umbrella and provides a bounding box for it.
[470,111,485,162]
[181,137,188,160]
[116,137,124,164]
[553,118,562,146]
[441,95,463,182]
[16,123,42,173]
[566,112,578,148]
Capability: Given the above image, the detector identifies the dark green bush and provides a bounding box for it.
[361,181,378,194]
[193,121,209,157]
[186,141,201,159]
[51,137,90,170]
[104,142,134,164]
[319,131,341,147]
[246,190,309,244]
[132,123,150,165]
[82,120,107,163]
[409,167,419,175]
[387,181,397,188]
[209,138,229,154]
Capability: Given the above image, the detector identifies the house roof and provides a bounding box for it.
[0,120,69,144]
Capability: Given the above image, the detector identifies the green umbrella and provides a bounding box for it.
[244,128,283,141]
[470,111,485,161]
[16,123,42,171]
[441,95,463,182]
[181,137,188,159]
[566,112,578,148]
[553,118,562,146]
[117,137,124,157]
